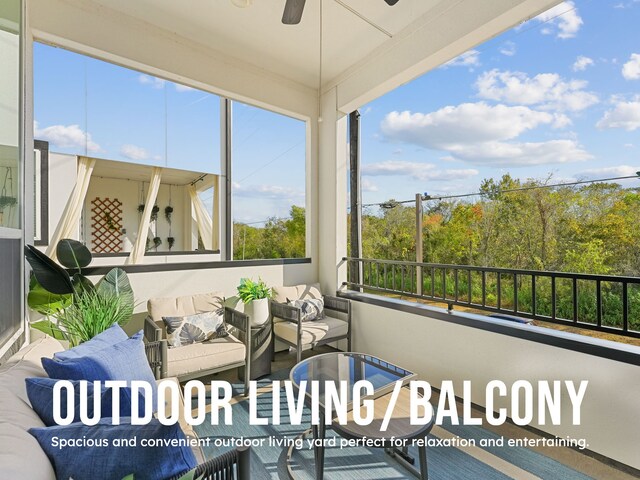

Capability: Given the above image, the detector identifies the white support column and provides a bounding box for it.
[317,87,348,294]
[212,174,220,252]
[127,167,162,264]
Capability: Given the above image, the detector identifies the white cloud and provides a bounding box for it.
[622,53,640,80]
[443,50,481,69]
[445,140,592,166]
[499,41,516,57]
[361,179,378,192]
[580,165,640,178]
[596,100,640,131]
[34,122,100,152]
[362,161,478,181]
[381,103,567,148]
[380,104,589,167]
[535,1,583,39]
[475,69,598,111]
[120,144,149,161]
[138,74,166,89]
[233,183,304,201]
[572,55,594,71]
[614,1,640,8]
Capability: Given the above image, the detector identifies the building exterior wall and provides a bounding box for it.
[350,299,640,470]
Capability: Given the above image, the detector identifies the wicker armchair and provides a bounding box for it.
[270,284,351,364]
[143,292,251,396]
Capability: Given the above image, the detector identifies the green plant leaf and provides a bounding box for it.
[56,239,92,270]
[27,278,72,315]
[24,245,74,295]
[71,273,96,296]
[96,268,134,313]
[30,320,67,341]
[237,277,272,302]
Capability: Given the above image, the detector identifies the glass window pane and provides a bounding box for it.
[0,0,21,230]
[232,102,306,260]
[34,43,221,257]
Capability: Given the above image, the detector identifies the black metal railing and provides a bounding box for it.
[344,257,640,339]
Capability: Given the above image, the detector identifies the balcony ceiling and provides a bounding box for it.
[87,0,444,88]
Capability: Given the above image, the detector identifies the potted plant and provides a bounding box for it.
[24,239,134,345]
[236,277,272,327]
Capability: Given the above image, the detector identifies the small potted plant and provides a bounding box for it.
[237,278,272,327]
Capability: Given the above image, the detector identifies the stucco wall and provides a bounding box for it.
[350,298,640,470]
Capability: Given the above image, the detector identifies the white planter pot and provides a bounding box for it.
[244,298,269,327]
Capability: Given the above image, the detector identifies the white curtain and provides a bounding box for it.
[46,156,96,260]
[188,184,214,250]
[127,167,163,264]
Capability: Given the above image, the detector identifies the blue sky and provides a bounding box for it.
[359,0,640,207]
[34,0,640,221]
[34,45,306,224]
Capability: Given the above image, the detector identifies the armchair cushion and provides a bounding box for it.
[163,311,229,348]
[273,316,348,346]
[287,297,326,322]
[148,292,225,337]
[166,336,246,378]
[273,283,322,303]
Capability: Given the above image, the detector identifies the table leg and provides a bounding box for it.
[418,445,428,480]
[312,423,326,479]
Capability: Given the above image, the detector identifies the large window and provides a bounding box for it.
[34,43,221,257]
[355,0,640,345]
[0,0,23,352]
[231,101,306,260]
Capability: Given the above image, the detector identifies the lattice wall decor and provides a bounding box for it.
[91,197,123,253]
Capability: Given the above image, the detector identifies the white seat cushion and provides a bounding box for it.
[166,336,245,378]
[274,316,348,346]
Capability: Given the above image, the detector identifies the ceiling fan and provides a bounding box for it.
[282,0,401,25]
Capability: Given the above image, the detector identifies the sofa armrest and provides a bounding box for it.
[224,306,250,334]
[323,295,351,316]
[144,339,168,379]
[269,299,301,323]
[144,315,163,342]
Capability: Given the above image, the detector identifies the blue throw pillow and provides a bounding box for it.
[29,418,197,480]
[26,377,146,426]
[42,331,158,408]
[54,323,128,362]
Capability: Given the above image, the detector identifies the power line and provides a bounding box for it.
[235,140,305,184]
[361,173,640,209]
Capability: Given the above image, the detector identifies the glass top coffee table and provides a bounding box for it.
[289,352,432,479]
[290,351,416,408]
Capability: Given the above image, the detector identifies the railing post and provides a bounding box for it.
[415,193,423,296]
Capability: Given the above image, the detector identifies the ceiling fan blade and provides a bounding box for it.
[384,0,400,5]
[282,0,306,25]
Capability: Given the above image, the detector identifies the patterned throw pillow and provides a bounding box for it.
[287,297,326,322]
[162,311,229,348]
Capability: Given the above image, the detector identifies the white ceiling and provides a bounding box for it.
[89,0,445,88]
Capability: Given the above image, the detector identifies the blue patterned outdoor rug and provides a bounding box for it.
[193,372,593,480]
